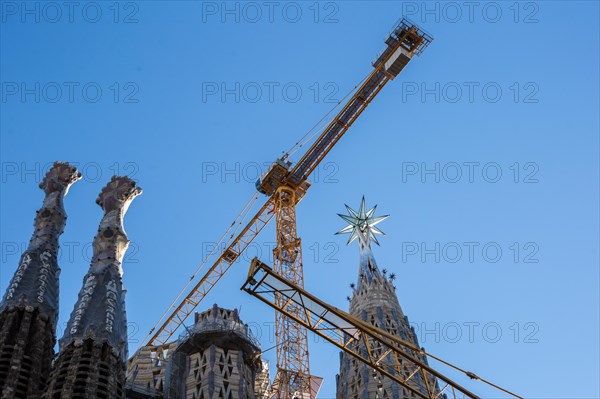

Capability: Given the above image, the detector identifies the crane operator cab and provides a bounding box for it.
[255,158,292,196]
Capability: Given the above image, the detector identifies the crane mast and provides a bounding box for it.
[138,17,432,399]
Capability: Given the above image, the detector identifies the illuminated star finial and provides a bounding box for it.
[336,197,389,247]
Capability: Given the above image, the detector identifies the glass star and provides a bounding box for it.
[336,197,389,246]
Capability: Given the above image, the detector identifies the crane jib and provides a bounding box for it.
[282,19,432,191]
[288,68,390,185]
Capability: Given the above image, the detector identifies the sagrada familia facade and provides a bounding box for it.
[0,163,438,399]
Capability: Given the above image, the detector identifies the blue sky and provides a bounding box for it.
[1,1,599,397]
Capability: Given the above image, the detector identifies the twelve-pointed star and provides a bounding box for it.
[336,197,389,246]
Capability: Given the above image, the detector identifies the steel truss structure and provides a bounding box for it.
[242,258,524,399]
[141,18,433,398]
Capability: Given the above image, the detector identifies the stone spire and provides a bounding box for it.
[0,161,81,399]
[335,198,441,399]
[45,176,141,399]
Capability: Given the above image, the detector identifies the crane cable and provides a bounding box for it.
[418,349,524,399]
[143,192,260,343]
[354,312,524,398]
[373,352,523,399]
[260,342,281,355]
[283,71,372,160]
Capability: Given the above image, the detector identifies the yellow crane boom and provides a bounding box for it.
[141,17,433,399]
[143,16,432,349]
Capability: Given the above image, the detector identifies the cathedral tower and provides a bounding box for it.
[335,198,441,399]
[0,162,81,398]
[44,176,141,399]
[163,304,264,399]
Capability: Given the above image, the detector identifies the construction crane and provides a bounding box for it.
[141,17,433,399]
[243,258,525,399]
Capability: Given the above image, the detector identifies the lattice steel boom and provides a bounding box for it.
[242,258,524,399]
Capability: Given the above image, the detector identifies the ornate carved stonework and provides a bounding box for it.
[164,305,262,399]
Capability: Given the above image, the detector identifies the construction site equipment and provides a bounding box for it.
[141,17,433,399]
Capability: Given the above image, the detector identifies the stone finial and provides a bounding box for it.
[96,175,142,214]
[39,161,82,196]
[29,162,82,251]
